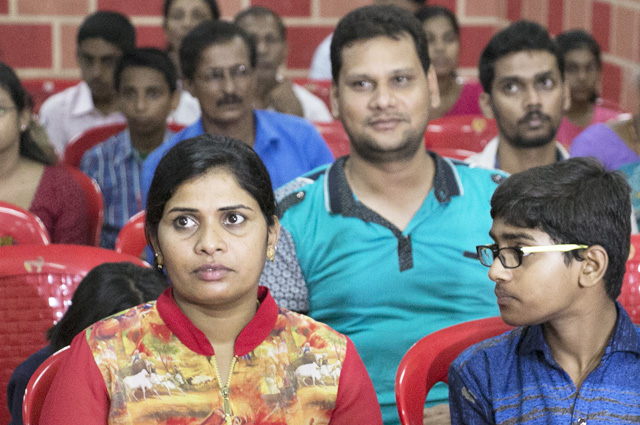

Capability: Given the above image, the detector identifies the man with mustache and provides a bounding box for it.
[261,6,506,424]
[39,11,135,158]
[141,20,333,199]
[466,20,570,175]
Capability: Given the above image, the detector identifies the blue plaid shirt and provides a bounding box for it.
[80,129,175,248]
[449,302,640,424]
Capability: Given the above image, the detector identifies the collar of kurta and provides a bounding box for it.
[156,285,278,357]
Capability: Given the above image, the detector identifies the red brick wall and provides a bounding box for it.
[0,0,638,112]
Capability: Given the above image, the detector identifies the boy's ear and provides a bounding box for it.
[578,245,608,289]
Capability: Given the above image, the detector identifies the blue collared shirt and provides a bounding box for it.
[449,302,640,424]
[140,109,334,204]
[80,129,175,248]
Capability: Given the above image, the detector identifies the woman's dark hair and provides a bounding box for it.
[145,134,276,263]
[0,62,54,166]
[47,262,168,350]
[556,29,602,69]
[415,6,460,36]
[163,0,220,21]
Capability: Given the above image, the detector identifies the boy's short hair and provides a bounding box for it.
[179,20,256,81]
[234,6,286,40]
[115,48,178,93]
[479,20,564,93]
[330,5,430,83]
[490,157,631,300]
[77,11,136,54]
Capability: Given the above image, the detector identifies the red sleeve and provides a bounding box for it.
[40,332,110,425]
[330,337,383,425]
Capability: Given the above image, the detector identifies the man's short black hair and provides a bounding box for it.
[115,48,178,93]
[479,20,564,93]
[179,20,257,81]
[234,6,286,40]
[330,5,430,83]
[77,11,136,54]
[490,157,631,300]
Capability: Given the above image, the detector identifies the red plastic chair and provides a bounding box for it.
[63,122,186,167]
[0,201,50,246]
[22,346,70,425]
[314,121,350,158]
[22,79,79,114]
[63,166,104,247]
[115,210,147,258]
[425,115,498,153]
[429,147,477,161]
[621,234,640,324]
[0,244,148,424]
[63,123,127,167]
[293,78,332,110]
[395,316,513,425]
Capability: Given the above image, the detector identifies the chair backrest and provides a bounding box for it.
[0,244,147,425]
[115,210,147,258]
[0,201,50,246]
[63,166,104,246]
[395,316,513,425]
[62,123,127,167]
[21,79,80,114]
[425,115,498,152]
[22,346,70,425]
[314,121,350,158]
[621,234,640,324]
[293,78,331,110]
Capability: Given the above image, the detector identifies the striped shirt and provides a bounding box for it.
[449,303,640,424]
[80,129,174,248]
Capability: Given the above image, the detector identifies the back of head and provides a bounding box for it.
[479,20,563,93]
[234,6,286,40]
[414,5,460,35]
[556,29,602,69]
[115,47,178,93]
[330,4,430,83]
[145,134,275,251]
[490,157,631,300]
[179,20,257,81]
[0,62,54,165]
[77,11,136,54]
[47,262,168,350]
[163,0,220,20]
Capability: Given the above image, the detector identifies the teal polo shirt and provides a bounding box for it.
[261,153,506,425]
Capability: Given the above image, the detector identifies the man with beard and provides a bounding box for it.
[141,20,333,199]
[261,6,505,424]
[466,20,570,175]
[39,11,135,158]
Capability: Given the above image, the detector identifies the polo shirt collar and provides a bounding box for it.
[71,81,97,117]
[517,302,640,359]
[156,286,278,356]
[324,151,463,215]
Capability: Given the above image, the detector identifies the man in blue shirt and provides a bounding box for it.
[261,6,505,424]
[450,157,640,424]
[80,48,180,248]
[141,21,333,200]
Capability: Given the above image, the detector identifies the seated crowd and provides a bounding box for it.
[2,2,640,425]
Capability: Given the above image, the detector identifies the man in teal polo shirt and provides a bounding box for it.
[261,5,505,425]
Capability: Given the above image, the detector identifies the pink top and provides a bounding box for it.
[557,104,623,148]
[445,81,483,117]
[30,166,90,245]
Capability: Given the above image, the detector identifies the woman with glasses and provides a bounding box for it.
[0,62,90,244]
[41,135,381,425]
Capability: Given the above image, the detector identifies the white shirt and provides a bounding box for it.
[309,34,333,80]
[465,136,570,170]
[38,81,126,158]
[168,89,201,127]
[292,84,333,123]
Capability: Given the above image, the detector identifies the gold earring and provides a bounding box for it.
[267,247,276,262]
[155,253,163,272]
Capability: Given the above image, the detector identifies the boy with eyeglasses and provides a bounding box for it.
[448,157,640,424]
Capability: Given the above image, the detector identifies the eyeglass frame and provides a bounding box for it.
[195,64,253,85]
[0,105,17,117]
[476,244,589,269]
